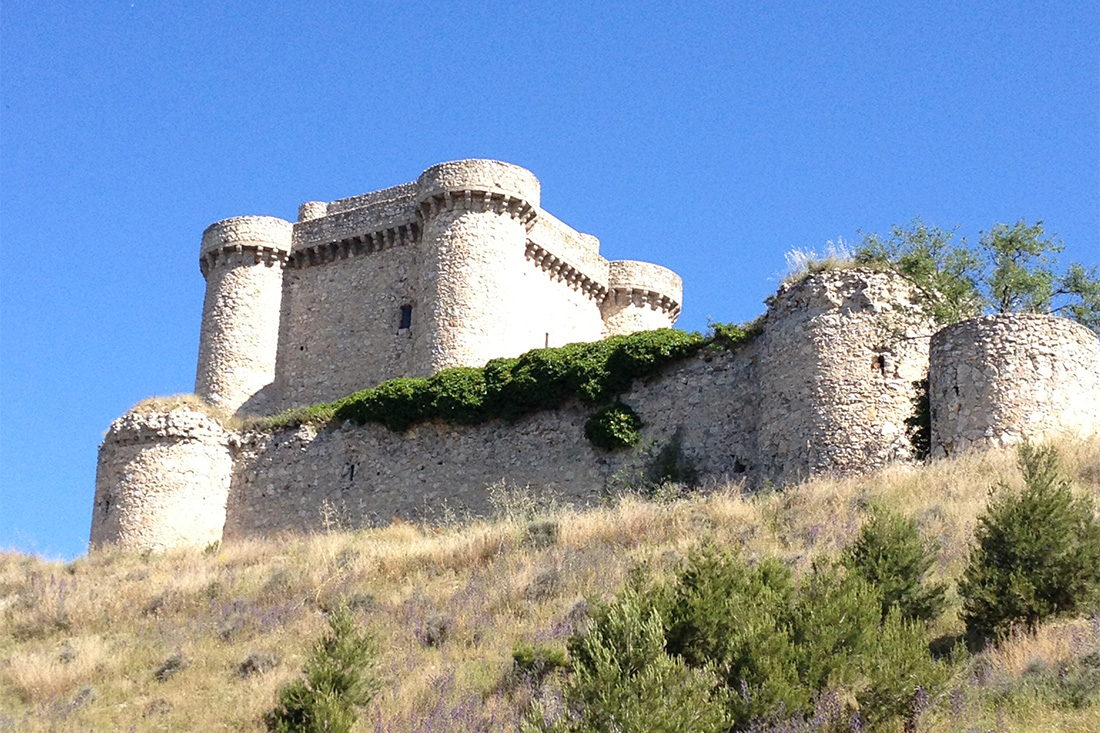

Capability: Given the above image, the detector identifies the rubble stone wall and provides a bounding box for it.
[930,313,1100,457]
[91,410,233,551]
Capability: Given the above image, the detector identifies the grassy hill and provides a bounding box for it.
[3,438,1100,731]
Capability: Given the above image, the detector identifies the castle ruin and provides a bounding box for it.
[91,160,1100,551]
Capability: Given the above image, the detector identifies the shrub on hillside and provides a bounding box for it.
[959,444,1100,644]
[844,508,946,623]
[266,605,378,733]
[544,545,950,731]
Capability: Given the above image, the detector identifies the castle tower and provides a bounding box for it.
[601,260,682,336]
[196,216,292,412]
[929,313,1100,457]
[753,269,933,484]
[90,408,233,550]
[415,160,540,372]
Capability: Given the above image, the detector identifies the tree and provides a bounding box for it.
[959,444,1100,645]
[266,605,379,733]
[855,217,1100,332]
[854,217,984,325]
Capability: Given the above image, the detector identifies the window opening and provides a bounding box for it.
[400,305,413,330]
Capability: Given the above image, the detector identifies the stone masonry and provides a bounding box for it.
[90,159,1100,550]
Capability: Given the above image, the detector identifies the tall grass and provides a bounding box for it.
[2,436,1099,731]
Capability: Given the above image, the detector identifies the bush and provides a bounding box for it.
[266,605,378,733]
[583,403,642,449]
[959,444,1100,644]
[549,545,950,731]
[550,586,731,733]
[844,508,946,623]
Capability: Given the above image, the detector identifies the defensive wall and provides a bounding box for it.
[90,157,1100,551]
[91,267,1100,551]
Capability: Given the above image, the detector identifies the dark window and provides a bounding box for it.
[400,305,413,330]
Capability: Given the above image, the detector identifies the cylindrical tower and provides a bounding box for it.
[929,313,1100,457]
[196,216,292,412]
[601,260,682,336]
[754,269,933,484]
[90,408,234,551]
[415,160,540,372]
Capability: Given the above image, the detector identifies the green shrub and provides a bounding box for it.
[335,378,432,432]
[584,403,642,450]
[844,508,946,623]
[266,605,378,733]
[427,367,487,424]
[550,586,731,733]
[551,545,950,731]
[511,641,569,685]
[960,444,1100,644]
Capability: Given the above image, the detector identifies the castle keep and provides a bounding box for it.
[195,159,681,414]
[92,161,1100,551]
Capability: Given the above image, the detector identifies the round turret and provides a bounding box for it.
[929,313,1100,457]
[91,408,234,551]
[754,269,933,484]
[601,260,682,335]
[414,160,541,372]
[196,216,292,412]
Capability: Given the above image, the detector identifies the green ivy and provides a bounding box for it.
[584,403,642,450]
[250,325,763,440]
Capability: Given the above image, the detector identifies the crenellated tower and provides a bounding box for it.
[601,260,682,336]
[196,216,292,412]
[414,160,541,372]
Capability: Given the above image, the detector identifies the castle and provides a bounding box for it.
[91,160,1100,551]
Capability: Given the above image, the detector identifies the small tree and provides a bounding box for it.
[959,444,1100,644]
[855,217,1100,331]
[844,508,946,623]
[855,217,984,325]
[266,605,379,733]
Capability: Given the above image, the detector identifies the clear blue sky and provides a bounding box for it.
[2,2,1097,560]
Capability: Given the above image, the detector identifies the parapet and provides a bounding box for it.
[929,313,1100,456]
[91,408,234,551]
[607,260,683,317]
[199,216,293,277]
[416,159,541,206]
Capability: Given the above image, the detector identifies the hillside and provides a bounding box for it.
[4,438,1100,732]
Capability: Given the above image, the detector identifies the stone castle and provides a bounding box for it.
[91,160,1100,551]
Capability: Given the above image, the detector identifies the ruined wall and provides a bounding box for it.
[753,270,932,483]
[223,348,757,538]
[929,314,1100,457]
[91,409,233,551]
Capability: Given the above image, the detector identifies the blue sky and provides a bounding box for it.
[2,1,1097,560]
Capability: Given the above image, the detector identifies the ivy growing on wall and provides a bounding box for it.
[249,323,762,447]
[583,402,643,450]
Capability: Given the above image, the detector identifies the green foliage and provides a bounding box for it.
[550,586,731,733]
[856,216,1100,331]
[511,641,569,685]
[706,317,764,350]
[266,605,378,733]
[263,328,710,433]
[960,444,1100,645]
[855,217,984,325]
[844,508,946,623]
[550,545,951,731]
[584,403,642,450]
[906,378,931,460]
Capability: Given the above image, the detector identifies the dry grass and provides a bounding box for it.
[128,393,243,429]
[2,436,1099,731]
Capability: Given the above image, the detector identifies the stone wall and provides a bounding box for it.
[754,270,932,482]
[91,410,233,551]
[272,241,424,410]
[929,313,1100,457]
